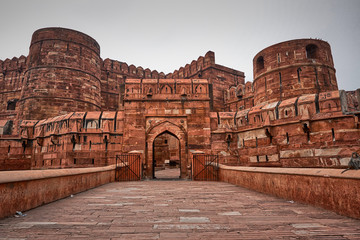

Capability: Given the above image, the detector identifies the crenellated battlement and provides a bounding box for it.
[101,58,166,79]
[0,56,27,73]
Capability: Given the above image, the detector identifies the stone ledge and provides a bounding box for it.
[219,164,360,180]
[0,165,116,184]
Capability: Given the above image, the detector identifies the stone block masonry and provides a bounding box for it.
[219,165,360,219]
[0,165,115,219]
[0,27,359,177]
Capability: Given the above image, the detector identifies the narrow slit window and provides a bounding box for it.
[332,128,335,141]
[286,132,289,144]
[256,137,258,148]
[297,68,302,83]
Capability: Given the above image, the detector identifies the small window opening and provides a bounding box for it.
[306,44,318,59]
[256,56,264,72]
[254,117,256,123]
[164,139,168,144]
[286,132,289,144]
[51,160,53,165]
[266,155,269,162]
[89,141,92,151]
[277,53,281,63]
[92,158,95,165]
[8,145,11,153]
[83,136,87,142]
[255,137,258,148]
[74,158,77,164]
[285,110,288,116]
[256,156,260,162]
[7,99,18,110]
[331,128,335,141]
[242,139,245,147]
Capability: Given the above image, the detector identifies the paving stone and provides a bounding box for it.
[0,180,360,239]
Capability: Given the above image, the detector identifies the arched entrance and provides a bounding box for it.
[152,131,180,179]
[145,120,188,179]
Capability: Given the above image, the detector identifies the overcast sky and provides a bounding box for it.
[0,0,359,90]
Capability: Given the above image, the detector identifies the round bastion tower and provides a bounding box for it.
[17,27,102,120]
[253,39,338,105]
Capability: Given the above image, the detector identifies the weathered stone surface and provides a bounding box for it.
[0,28,359,172]
[0,179,359,239]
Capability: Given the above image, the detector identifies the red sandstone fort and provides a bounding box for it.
[0,27,359,179]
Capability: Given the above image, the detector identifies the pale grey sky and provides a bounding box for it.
[0,0,359,90]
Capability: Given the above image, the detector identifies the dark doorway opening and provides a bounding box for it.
[152,131,180,180]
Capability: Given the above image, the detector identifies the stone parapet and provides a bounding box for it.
[0,165,115,219]
[219,164,360,219]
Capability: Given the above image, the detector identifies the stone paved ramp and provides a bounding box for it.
[0,181,359,240]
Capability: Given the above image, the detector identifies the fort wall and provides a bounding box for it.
[0,28,359,175]
[0,56,27,120]
[212,90,360,168]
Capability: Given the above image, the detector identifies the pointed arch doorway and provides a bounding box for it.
[153,131,180,179]
[145,120,188,179]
